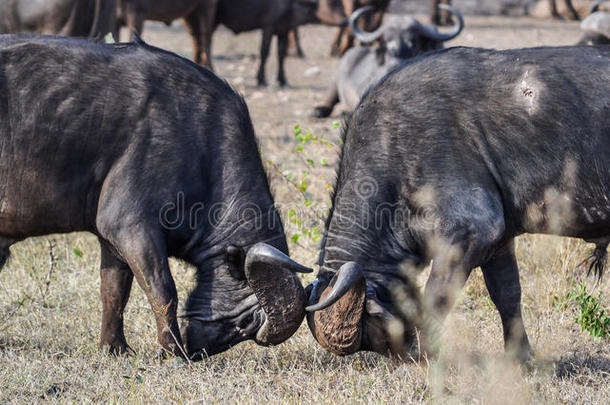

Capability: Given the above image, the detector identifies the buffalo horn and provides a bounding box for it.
[418,4,464,42]
[350,6,385,44]
[306,262,364,311]
[244,243,311,345]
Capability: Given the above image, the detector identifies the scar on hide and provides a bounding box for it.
[517,70,539,114]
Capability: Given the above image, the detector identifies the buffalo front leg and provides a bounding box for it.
[185,4,217,69]
[423,237,476,352]
[277,31,289,87]
[99,239,133,355]
[310,84,339,118]
[183,12,203,65]
[257,27,274,86]
[563,0,580,20]
[481,240,531,361]
[422,189,505,353]
[288,28,305,58]
[430,0,441,24]
[330,27,345,56]
[99,224,183,356]
[125,6,144,40]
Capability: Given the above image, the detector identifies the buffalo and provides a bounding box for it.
[306,45,610,361]
[0,34,310,358]
[311,5,463,118]
[578,1,610,45]
[0,0,116,38]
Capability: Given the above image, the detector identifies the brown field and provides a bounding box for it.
[1,16,609,404]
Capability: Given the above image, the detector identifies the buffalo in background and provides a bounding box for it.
[0,0,116,38]
[311,4,464,118]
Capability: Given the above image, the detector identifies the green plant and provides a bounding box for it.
[568,283,610,339]
[266,123,340,248]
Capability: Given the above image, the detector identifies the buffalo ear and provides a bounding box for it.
[226,245,245,280]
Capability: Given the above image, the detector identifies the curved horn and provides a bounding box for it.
[306,262,367,355]
[418,4,464,42]
[350,6,385,44]
[306,262,364,311]
[590,0,603,13]
[244,243,311,345]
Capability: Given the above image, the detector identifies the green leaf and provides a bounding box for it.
[72,248,83,258]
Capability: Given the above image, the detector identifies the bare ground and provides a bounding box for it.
[1,16,609,404]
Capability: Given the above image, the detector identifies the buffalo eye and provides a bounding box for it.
[226,245,245,280]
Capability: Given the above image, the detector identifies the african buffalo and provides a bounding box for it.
[578,1,610,45]
[311,5,463,118]
[0,35,310,358]
[306,46,610,360]
[0,0,116,38]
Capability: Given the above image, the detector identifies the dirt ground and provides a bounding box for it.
[1,15,609,404]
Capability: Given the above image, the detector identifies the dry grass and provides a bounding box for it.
[1,230,609,403]
[1,16,609,405]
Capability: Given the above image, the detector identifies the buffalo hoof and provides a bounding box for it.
[101,342,134,356]
[257,80,267,87]
[309,106,332,118]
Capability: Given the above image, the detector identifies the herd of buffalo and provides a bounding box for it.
[0,0,609,365]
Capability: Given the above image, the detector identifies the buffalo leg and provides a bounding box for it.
[481,240,532,361]
[289,28,305,58]
[277,31,289,87]
[339,32,355,56]
[423,190,505,351]
[0,238,17,270]
[440,0,454,25]
[184,13,203,65]
[549,0,561,19]
[99,239,133,355]
[257,27,274,86]
[97,220,182,356]
[564,0,580,20]
[330,27,345,57]
[124,1,144,40]
[311,85,339,118]
[338,0,356,55]
[186,3,217,69]
[430,0,441,24]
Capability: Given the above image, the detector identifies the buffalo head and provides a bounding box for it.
[350,4,464,61]
[180,241,311,359]
[305,260,423,357]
